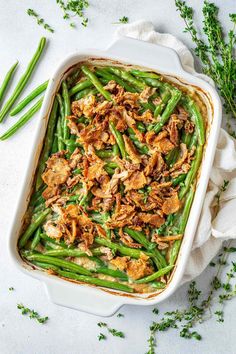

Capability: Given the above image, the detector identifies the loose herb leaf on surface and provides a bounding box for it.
[17,304,48,324]
[27,9,54,33]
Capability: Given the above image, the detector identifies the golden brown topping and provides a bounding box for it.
[138,213,165,227]
[42,156,71,187]
[123,135,142,164]
[124,171,147,191]
[162,193,181,215]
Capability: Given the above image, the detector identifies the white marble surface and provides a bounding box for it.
[1,1,236,353]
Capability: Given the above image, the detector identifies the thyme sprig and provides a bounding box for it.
[27,9,54,33]
[175,1,236,121]
[56,0,89,27]
[17,303,48,324]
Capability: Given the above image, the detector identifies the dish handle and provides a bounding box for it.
[44,278,124,317]
[106,36,183,73]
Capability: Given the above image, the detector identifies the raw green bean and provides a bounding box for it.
[95,68,137,93]
[0,61,18,104]
[106,67,146,91]
[81,66,112,101]
[109,122,127,158]
[0,37,46,123]
[179,145,203,200]
[69,79,93,96]
[153,89,182,133]
[30,228,41,250]
[35,98,59,190]
[56,269,134,293]
[0,97,43,140]
[19,209,50,248]
[181,96,205,145]
[24,253,92,276]
[135,265,174,283]
[10,80,48,116]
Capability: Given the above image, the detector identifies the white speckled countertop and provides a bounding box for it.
[1,1,236,353]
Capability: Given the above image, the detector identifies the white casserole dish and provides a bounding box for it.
[8,37,222,316]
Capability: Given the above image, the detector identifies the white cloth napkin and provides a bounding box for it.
[114,20,236,284]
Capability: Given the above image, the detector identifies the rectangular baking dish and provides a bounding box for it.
[8,37,222,316]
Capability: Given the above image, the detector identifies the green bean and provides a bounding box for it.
[0,61,18,104]
[151,281,166,289]
[69,79,93,96]
[179,145,203,199]
[181,131,192,148]
[165,147,179,167]
[74,87,98,100]
[123,227,167,268]
[81,66,112,101]
[153,89,182,133]
[95,68,137,93]
[154,86,171,117]
[44,248,103,258]
[95,149,113,158]
[179,187,195,234]
[62,81,71,142]
[0,37,46,123]
[189,133,198,149]
[169,188,194,265]
[0,97,43,140]
[135,265,174,283]
[10,80,48,116]
[72,168,82,175]
[181,96,205,145]
[56,93,65,118]
[96,267,128,280]
[51,133,58,153]
[66,69,80,88]
[19,209,50,248]
[95,237,150,259]
[128,131,149,155]
[24,253,92,276]
[56,269,134,293]
[172,174,187,187]
[30,228,42,250]
[32,261,60,272]
[109,122,127,158]
[29,186,46,206]
[106,67,146,91]
[35,98,58,190]
[112,143,120,156]
[130,69,160,79]
[40,233,73,249]
[136,121,146,132]
[140,101,156,113]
